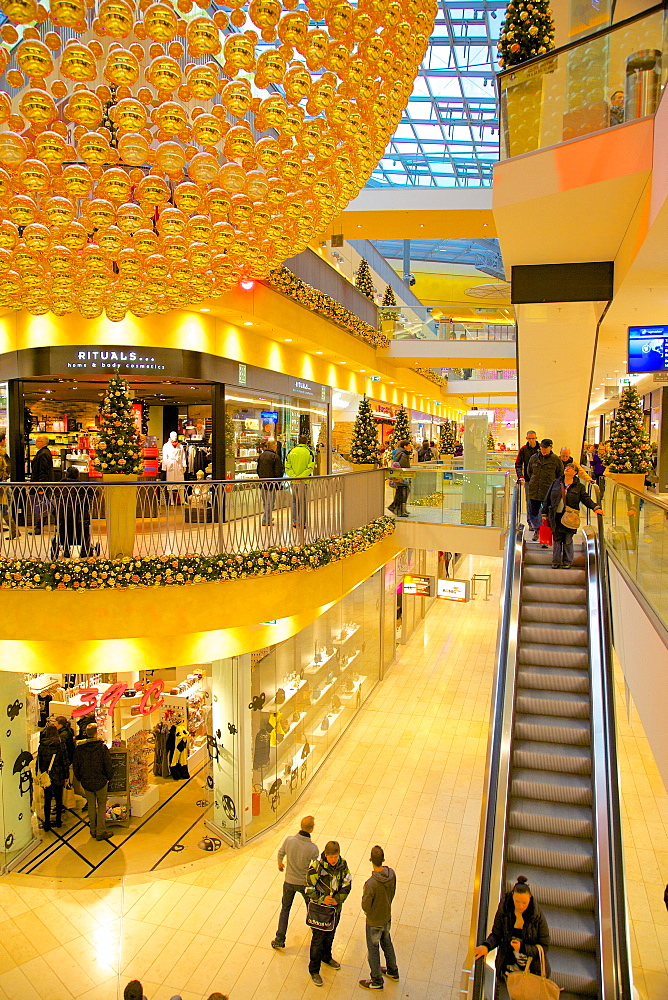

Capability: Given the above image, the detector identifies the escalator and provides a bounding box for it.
[470,486,631,1000]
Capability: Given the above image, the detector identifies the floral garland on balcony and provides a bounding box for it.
[0,517,395,592]
[265,267,390,349]
[414,367,449,389]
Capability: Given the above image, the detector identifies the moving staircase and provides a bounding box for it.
[472,490,631,1000]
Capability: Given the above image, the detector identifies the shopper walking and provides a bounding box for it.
[0,431,18,539]
[387,440,411,517]
[36,723,69,831]
[474,876,551,998]
[285,434,315,529]
[72,723,114,840]
[257,439,284,527]
[271,814,319,950]
[590,442,606,498]
[541,461,602,569]
[30,433,54,535]
[359,845,399,990]
[417,439,432,462]
[51,466,95,558]
[526,438,563,541]
[515,430,540,532]
[306,840,352,986]
[559,447,592,483]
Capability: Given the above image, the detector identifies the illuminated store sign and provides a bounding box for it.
[73,680,165,718]
[403,574,434,597]
[437,578,470,602]
[290,377,327,401]
[66,349,167,371]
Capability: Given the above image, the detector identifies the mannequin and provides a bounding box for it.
[162,431,185,504]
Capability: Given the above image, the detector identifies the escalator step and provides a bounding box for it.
[511,768,592,805]
[515,713,590,746]
[546,947,599,996]
[539,905,597,952]
[520,622,589,646]
[517,667,590,694]
[519,642,589,668]
[509,796,593,838]
[522,584,587,605]
[523,565,587,586]
[512,740,591,775]
[516,688,590,718]
[506,829,594,872]
[524,547,585,567]
[521,601,588,626]
[505,864,595,909]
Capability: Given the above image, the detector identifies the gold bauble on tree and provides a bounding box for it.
[0,0,436,319]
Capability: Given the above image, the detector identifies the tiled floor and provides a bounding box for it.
[0,555,502,1000]
[615,657,668,1000]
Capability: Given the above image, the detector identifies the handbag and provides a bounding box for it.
[306,901,337,931]
[506,945,561,1000]
[35,753,55,789]
[560,485,580,531]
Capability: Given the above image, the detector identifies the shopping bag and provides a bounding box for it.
[506,946,561,1000]
[63,782,77,809]
[33,782,45,822]
[538,520,552,546]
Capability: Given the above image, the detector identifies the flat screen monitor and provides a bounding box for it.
[628,325,668,374]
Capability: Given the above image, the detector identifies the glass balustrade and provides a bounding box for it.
[380,308,516,342]
[499,4,668,158]
[385,467,511,526]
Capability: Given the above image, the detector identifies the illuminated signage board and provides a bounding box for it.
[437,578,470,602]
[403,574,434,597]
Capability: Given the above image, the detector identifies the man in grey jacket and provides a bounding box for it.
[526,438,563,542]
[359,846,399,990]
[271,815,319,950]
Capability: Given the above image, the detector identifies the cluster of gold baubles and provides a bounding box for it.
[0,0,435,320]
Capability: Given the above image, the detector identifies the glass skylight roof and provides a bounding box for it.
[371,239,505,279]
[368,0,505,187]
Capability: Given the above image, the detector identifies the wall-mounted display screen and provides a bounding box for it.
[628,325,668,373]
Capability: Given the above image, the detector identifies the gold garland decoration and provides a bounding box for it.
[0,0,436,320]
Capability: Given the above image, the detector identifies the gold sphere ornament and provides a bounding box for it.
[0,0,435,319]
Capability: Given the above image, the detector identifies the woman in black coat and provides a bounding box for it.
[541,462,602,569]
[474,876,550,992]
[36,725,69,831]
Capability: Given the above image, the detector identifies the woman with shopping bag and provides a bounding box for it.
[36,724,69,831]
[473,876,554,1000]
[541,462,602,569]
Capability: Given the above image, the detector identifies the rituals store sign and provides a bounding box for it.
[65,348,167,372]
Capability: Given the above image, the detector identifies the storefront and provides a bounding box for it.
[331,391,396,461]
[0,347,330,482]
[0,565,389,874]
[411,410,444,448]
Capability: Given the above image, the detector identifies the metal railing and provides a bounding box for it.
[0,470,385,561]
[383,310,516,342]
[385,467,512,527]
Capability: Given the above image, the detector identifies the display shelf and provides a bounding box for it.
[130,783,159,817]
[332,625,360,646]
[273,709,307,751]
[303,650,336,675]
[339,650,361,673]
[259,744,309,791]
[308,704,346,739]
[28,674,60,694]
[310,677,337,708]
[340,675,366,700]
[263,678,307,713]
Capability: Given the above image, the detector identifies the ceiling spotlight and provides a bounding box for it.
[284,338,293,342]
[200,308,210,312]
[315,351,323,354]
[240,280,254,290]
[243,321,253,326]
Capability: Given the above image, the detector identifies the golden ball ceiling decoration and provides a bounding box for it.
[0,0,435,320]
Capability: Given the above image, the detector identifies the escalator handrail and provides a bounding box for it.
[584,485,633,1000]
[470,481,523,1000]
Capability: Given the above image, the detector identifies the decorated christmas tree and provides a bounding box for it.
[440,420,456,456]
[487,430,495,451]
[498,0,555,69]
[93,373,144,475]
[349,395,380,465]
[389,406,413,451]
[355,258,375,300]
[607,386,651,474]
[382,285,397,307]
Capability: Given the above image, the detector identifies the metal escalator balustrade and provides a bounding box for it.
[465,484,631,1000]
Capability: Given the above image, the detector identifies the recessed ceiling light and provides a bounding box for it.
[315,351,323,355]
[359,369,366,372]
[284,338,292,342]
[200,308,210,312]
[243,321,253,326]
[339,361,346,364]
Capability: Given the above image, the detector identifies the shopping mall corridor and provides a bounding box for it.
[0,556,502,1000]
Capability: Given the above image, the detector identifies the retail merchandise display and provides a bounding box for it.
[0,0,436,321]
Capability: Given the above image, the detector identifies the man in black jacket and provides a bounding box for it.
[257,439,284,526]
[515,430,540,534]
[73,723,114,840]
[30,434,54,536]
[526,439,563,541]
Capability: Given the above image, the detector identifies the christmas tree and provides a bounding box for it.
[355,258,375,300]
[349,395,380,465]
[389,406,413,451]
[382,285,397,307]
[440,420,456,456]
[498,0,555,69]
[487,430,495,451]
[93,373,144,475]
[607,386,651,474]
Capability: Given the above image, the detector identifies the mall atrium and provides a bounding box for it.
[0,0,664,998]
